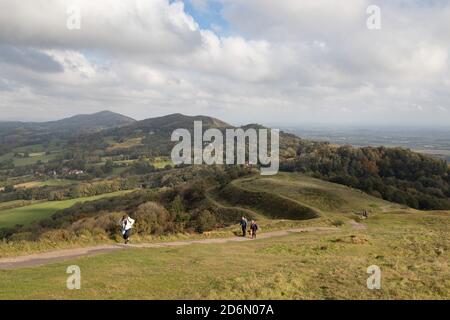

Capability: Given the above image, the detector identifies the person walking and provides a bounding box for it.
[239,216,248,237]
[250,220,258,239]
[120,214,135,244]
[362,210,369,219]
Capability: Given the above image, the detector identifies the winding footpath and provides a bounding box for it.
[0,226,337,270]
[0,187,366,270]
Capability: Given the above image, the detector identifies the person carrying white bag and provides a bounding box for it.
[119,214,135,244]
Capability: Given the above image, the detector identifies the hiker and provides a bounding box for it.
[250,220,258,239]
[362,210,369,219]
[119,214,135,244]
[240,216,248,237]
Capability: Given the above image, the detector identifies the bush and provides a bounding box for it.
[134,202,175,235]
[39,229,75,242]
[195,210,217,233]
[331,219,345,227]
[9,232,34,242]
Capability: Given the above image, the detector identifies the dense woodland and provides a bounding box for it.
[279,139,450,209]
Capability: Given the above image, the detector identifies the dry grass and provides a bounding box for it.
[0,211,447,299]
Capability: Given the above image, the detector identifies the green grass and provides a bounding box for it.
[0,143,61,167]
[0,152,13,162]
[13,179,75,190]
[13,152,60,167]
[0,211,447,299]
[235,173,398,214]
[0,152,59,167]
[151,157,172,169]
[105,137,143,151]
[0,190,133,228]
[13,144,44,153]
[0,200,40,211]
[219,182,320,220]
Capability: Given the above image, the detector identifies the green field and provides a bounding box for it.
[0,151,60,167]
[105,137,143,151]
[0,190,133,228]
[151,157,172,169]
[0,200,39,211]
[12,179,75,190]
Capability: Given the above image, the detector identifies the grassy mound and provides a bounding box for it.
[235,173,398,214]
[220,181,319,220]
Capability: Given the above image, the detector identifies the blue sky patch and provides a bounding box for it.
[181,0,229,35]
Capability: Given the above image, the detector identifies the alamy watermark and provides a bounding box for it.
[66,265,81,289]
[367,265,381,290]
[171,121,279,175]
[66,6,81,30]
[366,5,381,30]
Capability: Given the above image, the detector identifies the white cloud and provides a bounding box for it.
[0,0,449,125]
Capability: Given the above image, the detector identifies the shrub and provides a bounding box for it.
[331,219,345,227]
[134,202,174,235]
[195,210,217,233]
[39,229,75,242]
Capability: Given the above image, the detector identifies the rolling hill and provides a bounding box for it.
[1,111,450,212]
[43,110,136,131]
[0,110,136,147]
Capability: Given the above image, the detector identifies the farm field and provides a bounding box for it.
[0,190,134,228]
[0,151,61,167]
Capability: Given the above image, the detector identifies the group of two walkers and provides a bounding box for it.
[239,216,258,239]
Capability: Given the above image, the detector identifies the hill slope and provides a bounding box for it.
[0,111,136,148]
[2,111,450,210]
[45,110,136,130]
[232,173,399,214]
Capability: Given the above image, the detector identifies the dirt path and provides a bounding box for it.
[0,189,367,270]
[349,219,367,230]
[0,226,336,270]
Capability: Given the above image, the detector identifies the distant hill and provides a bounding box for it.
[45,110,136,130]
[2,111,450,210]
[112,113,232,137]
[0,111,136,147]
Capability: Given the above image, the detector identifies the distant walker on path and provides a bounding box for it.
[250,220,258,239]
[240,216,248,237]
[120,214,135,244]
[362,210,369,219]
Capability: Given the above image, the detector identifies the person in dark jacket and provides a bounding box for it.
[250,220,258,239]
[239,216,248,237]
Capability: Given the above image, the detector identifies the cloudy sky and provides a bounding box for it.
[0,0,449,126]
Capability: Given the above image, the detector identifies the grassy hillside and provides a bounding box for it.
[218,181,320,220]
[0,172,448,299]
[234,173,400,214]
[0,190,133,228]
[0,210,447,299]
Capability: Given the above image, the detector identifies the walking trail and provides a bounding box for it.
[0,226,337,270]
[0,188,367,270]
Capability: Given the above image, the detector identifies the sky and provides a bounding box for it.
[0,0,449,126]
